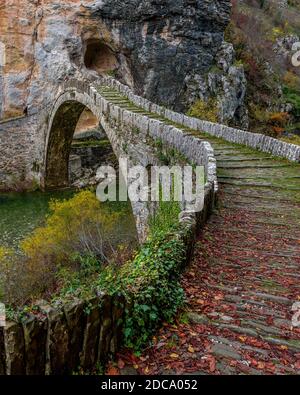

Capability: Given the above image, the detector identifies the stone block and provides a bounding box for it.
[110,295,125,354]
[97,295,113,364]
[0,327,6,375]
[63,300,86,373]
[5,321,25,375]
[23,314,47,375]
[81,297,102,371]
[47,307,69,375]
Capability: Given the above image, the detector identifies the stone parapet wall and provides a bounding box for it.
[101,76,300,163]
[69,79,218,190]
[0,294,124,375]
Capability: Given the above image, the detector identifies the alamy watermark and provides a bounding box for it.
[0,41,5,67]
[95,158,205,213]
[0,303,5,328]
[291,42,300,67]
[292,302,300,328]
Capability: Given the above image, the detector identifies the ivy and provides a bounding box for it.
[98,228,187,351]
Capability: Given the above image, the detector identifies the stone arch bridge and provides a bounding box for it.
[0,76,300,242]
[1,76,300,373]
[0,76,218,241]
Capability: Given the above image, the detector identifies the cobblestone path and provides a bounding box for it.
[99,87,300,375]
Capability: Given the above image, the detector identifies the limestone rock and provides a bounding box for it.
[185,42,248,128]
[0,0,245,127]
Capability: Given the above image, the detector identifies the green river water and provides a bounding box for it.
[0,190,137,249]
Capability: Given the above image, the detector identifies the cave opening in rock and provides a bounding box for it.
[84,40,118,74]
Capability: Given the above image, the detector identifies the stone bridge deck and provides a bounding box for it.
[99,86,300,375]
[180,139,300,375]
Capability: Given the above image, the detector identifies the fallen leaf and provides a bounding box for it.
[107,367,119,375]
[209,356,216,373]
[280,345,288,351]
[214,295,224,301]
[144,367,150,374]
[188,345,195,353]
[257,362,265,370]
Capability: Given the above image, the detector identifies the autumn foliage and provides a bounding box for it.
[0,191,119,306]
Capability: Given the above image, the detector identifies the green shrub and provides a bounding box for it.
[187,98,218,123]
[283,86,300,118]
[1,191,188,353]
[97,198,187,351]
[98,228,186,350]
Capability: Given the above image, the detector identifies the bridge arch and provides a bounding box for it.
[43,83,151,242]
[44,87,122,190]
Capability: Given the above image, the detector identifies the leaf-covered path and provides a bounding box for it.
[117,137,300,375]
[98,86,300,375]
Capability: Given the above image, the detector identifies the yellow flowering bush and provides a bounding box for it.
[1,191,121,306]
[21,190,119,264]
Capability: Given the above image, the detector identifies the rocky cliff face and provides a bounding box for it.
[0,0,97,118]
[0,0,247,126]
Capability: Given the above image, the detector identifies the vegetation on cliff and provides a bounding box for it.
[226,0,300,140]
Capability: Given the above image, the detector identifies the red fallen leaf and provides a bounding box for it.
[214,294,224,301]
[107,367,119,375]
[250,359,258,367]
[295,361,300,370]
[206,355,216,373]
[117,359,125,369]
[257,361,265,370]
[281,359,289,366]
[195,325,206,334]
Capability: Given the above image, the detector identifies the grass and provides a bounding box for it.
[280,134,300,147]
[149,200,181,238]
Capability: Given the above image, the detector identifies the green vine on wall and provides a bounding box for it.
[97,202,189,351]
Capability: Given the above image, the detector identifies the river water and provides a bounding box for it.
[0,190,138,249]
